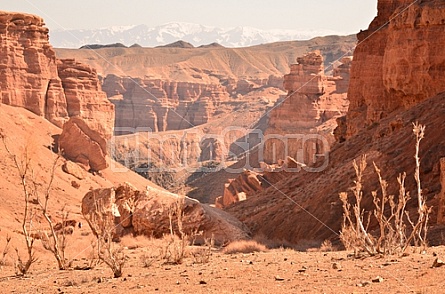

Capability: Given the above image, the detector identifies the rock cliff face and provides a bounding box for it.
[225,0,445,245]
[345,0,445,138]
[0,11,114,138]
[0,11,67,126]
[263,51,350,164]
[103,75,282,133]
[57,59,114,139]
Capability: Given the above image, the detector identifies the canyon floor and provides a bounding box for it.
[0,229,444,294]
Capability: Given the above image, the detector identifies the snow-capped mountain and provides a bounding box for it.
[49,22,341,48]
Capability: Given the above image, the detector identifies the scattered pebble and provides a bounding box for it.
[432,258,445,268]
[332,263,341,270]
[357,281,370,287]
[275,276,285,281]
[372,276,384,283]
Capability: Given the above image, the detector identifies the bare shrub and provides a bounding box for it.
[0,235,11,267]
[1,131,38,275]
[162,195,189,264]
[319,239,334,252]
[140,252,158,268]
[223,240,268,254]
[39,208,71,269]
[87,198,126,278]
[339,122,430,256]
[192,236,214,264]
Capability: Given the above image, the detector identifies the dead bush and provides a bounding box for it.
[162,195,189,264]
[87,198,126,278]
[192,236,214,264]
[0,235,11,267]
[223,240,268,254]
[339,122,431,256]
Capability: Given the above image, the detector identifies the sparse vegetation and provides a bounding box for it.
[223,240,268,254]
[1,131,38,275]
[87,197,126,278]
[339,122,431,256]
[162,195,189,264]
[1,131,70,272]
[192,236,214,264]
[0,235,11,267]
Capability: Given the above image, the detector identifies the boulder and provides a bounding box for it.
[62,160,86,179]
[58,117,108,171]
[81,184,250,245]
[81,188,117,237]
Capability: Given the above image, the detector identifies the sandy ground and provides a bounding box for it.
[0,229,444,294]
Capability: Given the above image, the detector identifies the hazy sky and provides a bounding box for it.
[2,1,377,33]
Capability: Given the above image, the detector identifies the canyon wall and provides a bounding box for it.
[345,0,445,138]
[103,74,283,133]
[0,11,114,139]
[0,11,114,170]
[0,12,67,126]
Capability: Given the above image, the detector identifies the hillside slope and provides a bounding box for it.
[226,92,445,244]
[54,35,357,81]
[0,104,163,237]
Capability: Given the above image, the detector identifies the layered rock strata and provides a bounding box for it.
[0,11,115,169]
[263,51,349,165]
[345,0,445,138]
[103,74,283,133]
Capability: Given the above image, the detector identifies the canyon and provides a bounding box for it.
[55,35,356,135]
[1,0,445,267]
[0,10,249,252]
[224,0,445,245]
[1,2,445,292]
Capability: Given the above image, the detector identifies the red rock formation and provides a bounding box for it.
[81,183,250,244]
[0,11,114,139]
[345,0,445,138]
[103,75,229,132]
[263,51,349,164]
[0,12,114,139]
[438,158,445,224]
[0,11,68,127]
[59,117,108,171]
[57,59,115,139]
[215,170,263,208]
[332,56,353,93]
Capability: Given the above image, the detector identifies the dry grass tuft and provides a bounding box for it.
[223,240,268,254]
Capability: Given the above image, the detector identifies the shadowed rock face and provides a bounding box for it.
[345,0,445,138]
[0,10,114,138]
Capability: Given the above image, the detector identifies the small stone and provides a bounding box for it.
[357,281,370,287]
[199,280,207,285]
[332,263,341,270]
[275,276,285,281]
[372,276,384,283]
[432,258,445,268]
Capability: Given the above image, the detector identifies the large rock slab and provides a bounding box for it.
[81,183,250,245]
[59,117,108,171]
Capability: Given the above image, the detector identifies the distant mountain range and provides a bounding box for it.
[49,22,342,48]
